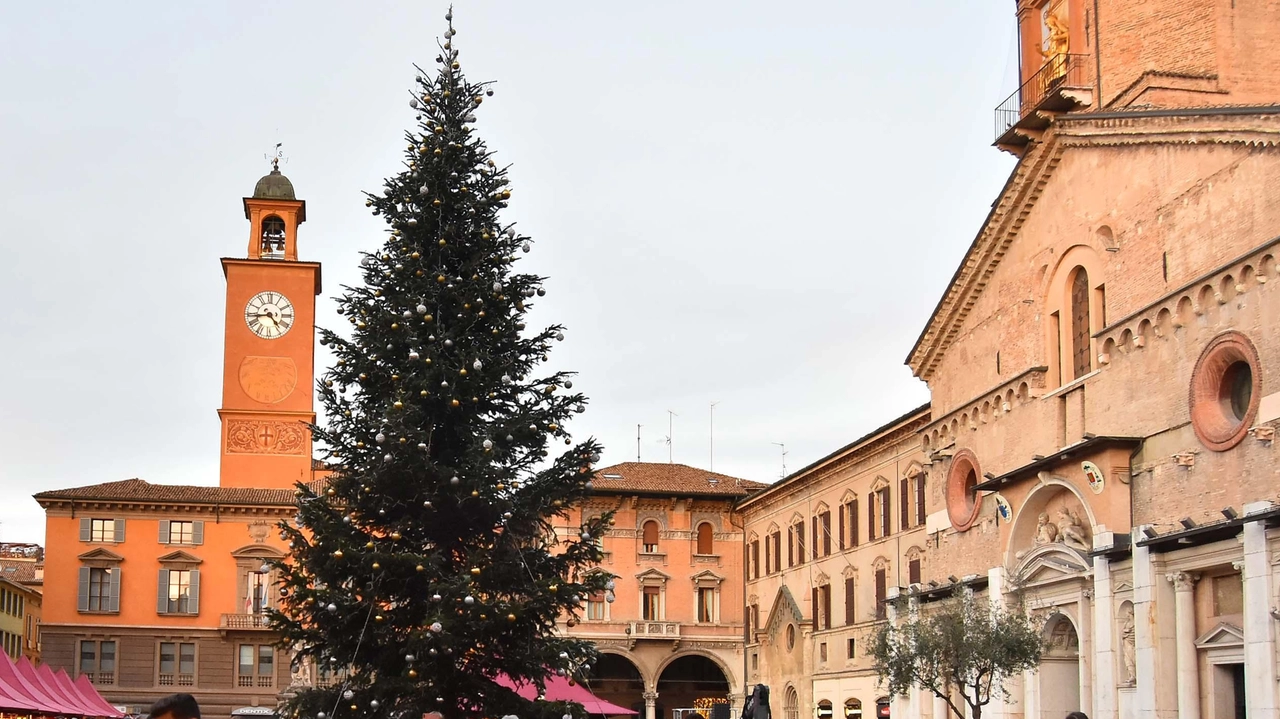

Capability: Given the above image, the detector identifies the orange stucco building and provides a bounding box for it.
[35,166,328,718]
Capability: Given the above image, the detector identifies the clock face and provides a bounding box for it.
[244,291,295,339]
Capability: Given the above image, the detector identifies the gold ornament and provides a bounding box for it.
[434,149,442,156]
[507,613,517,622]
[478,311,486,318]
[451,61,460,69]
[366,541,375,549]
[372,562,381,570]
[392,374,401,381]
[326,488,337,496]
[471,490,479,497]
[391,532,402,541]
[437,275,447,283]
[394,400,404,409]
[333,550,344,558]
[549,584,558,593]
[553,500,563,508]
[416,269,424,276]
[374,290,383,297]
[470,567,481,576]
[416,564,425,572]
[408,669,418,678]
[391,323,400,330]
[460,368,468,376]
[420,390,429,397]
[443,90,451,97]
[356,441,365,448]
[439,238,447,247]
[411,252,421,259]
[471,396,478,403]
[496,483,505,491]
[375,615,384,622]
[501,190,511,199]
[433,198,442,205]
[399,437,407,444]
[451,399,461,408]
[463,303,471,310]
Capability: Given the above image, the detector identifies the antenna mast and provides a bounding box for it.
[636,424,642,462]
[771,442,788,480]
[709,401,720,471]
[666,410,678,464]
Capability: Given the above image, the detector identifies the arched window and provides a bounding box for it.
[696,522,713,555]
[641,521,659,553]
[784,687,800,719]
[817,701,834,719]
[844,699,862,719]
[1070,267,1091,379]
[261,215,286,258]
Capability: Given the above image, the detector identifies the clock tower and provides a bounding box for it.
[217,163,321,489]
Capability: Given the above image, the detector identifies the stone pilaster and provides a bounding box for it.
[1243,503,1277,719]
[644,691,658,719]
[1165,571,1200,719]
[1092,553,1117,719]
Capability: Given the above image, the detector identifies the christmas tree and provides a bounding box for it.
[273,10,613,719]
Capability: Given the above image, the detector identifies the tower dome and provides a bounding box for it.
[252,167,296,200]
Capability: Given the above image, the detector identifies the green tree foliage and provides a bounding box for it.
[271,9,611,719]
[868,590,1044,719]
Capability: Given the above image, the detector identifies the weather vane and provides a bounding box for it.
[265,142,287,171]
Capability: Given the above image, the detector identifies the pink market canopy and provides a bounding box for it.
[0,653,122,717]
[493,674,638,716]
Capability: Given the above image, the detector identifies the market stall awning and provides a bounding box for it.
[0,652,122,717]
[494,674,638,716]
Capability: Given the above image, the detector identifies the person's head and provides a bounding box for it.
[149,694,200,719]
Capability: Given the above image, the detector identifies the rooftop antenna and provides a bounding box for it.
[771,442,788,480]
[636,424,642,462]
[265,141,287,171]
[666,410,678,464]
[709,401,720,472]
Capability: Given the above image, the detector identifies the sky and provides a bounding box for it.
[0,1,1019,544]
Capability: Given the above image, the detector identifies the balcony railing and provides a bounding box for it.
[221,613,272,630]
[629,621,680,638]
[994,54,1090,144]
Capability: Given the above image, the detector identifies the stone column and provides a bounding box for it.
[1242,503,1278,719]
[644,691,658,719]
[1166,572,1199,719]
[1092,554,1117,719]
[986,567,1008,719]
[1022,667,1039,719]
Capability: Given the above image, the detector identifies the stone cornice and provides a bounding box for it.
[41,499,295,518]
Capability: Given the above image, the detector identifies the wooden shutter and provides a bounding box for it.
[774,534,781,571]
[189,570,200,615]
[844,577,855,625]
[641,521,658,547]
[192,521,205,546]
[900,478,910,530]
[812,587,820,630]
[696,523,713,555]
[1071,268,1091,379]
[811,517,819,560]
[851,499,859,547]
[796,523,805,564]
[822,513,832,556]
[752,541,760,578]
[823,586,832,630]
[159,520,171,544]
[875,569,887,620]
[79,519,91,543]
[764,537,772,574]
[867,494,876,541]
[787,527,794,567]
[158,569,170,614]
[113,519,126,543]
[880,489,891,537]
[916,476,927,526]
[838,507,846,550]
[745,606,752,642]
[77,568,90,612]
[108,568,121,613]
[908,559,921,585]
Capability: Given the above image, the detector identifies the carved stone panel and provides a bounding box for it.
[227,419,309,455]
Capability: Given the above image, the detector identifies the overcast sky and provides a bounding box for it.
[0,1,1019,544]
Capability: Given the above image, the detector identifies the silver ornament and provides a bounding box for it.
[606,580,616,590]
[473,359,483,370]
[327,603,337,612]
[505,434,514,441]
[482,439,493,450]
[530,424,538,432]
[370,701,380,710]
[431,621,443,632]
[492,282,502,292]
[384,453,393,462]
[555,332,565,341]
[419,185,429,196]
[418,442,428,450]
[376,433,386,443]
[432,593,442,601]
[410,98,419,109]
[409,350,420,360]
[501,375,512,384]
[464,595,475,605]
[444,339,453,347]
[406,654,416,662]
[343,690,354,700]
[450,476,460,485]
[417,304,428,314]
[606,593,615,603]
[522,243,531,253]
[424,500,434,508]
[537,288,546,297]
[403,310,413,319]
[564,380,573,388]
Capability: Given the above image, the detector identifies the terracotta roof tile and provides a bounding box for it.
[590,463,768,497]
[33,479,299,506]
[0,562,38,585]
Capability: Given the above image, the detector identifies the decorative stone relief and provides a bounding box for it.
[238,356,298,404]
[227,419,308,455]
[1118,601,1136,686]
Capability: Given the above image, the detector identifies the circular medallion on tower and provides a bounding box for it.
[239,356,298,404]
[1190,330,1261,452]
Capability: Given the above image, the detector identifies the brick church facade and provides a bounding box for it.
[741,2,1280,719]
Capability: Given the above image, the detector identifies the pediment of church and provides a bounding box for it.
[764,585,805,636]
[1195,622,1244,649]
[1013,544,1091,586]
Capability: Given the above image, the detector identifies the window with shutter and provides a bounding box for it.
[773,533,781,572]
[788,528,795,568]
[751,541,760,579]
[908,559,921,585]
[812,517,819,560]
[900,478,910,530]
[821,512,832,556]
[822,585,832,630]
[641,521,659,553]
[850,499,859,546]
[838,507,846,551]
[159,520,171,544]
[795,522,806,564]
[812,587,819,631]
[867,494,876,541]
[879,488,891,537]
[875,568,887,620]
[844,576,855,625]
[916,475,926,526]
[764,538,772,574]
[696,523,713,555]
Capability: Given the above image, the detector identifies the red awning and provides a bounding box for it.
[0,651,122,717]
[494,674,639,716]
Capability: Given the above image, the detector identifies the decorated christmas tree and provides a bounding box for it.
[273,10,613,719]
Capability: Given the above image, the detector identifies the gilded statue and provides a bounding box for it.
[1043,11,1070,59]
